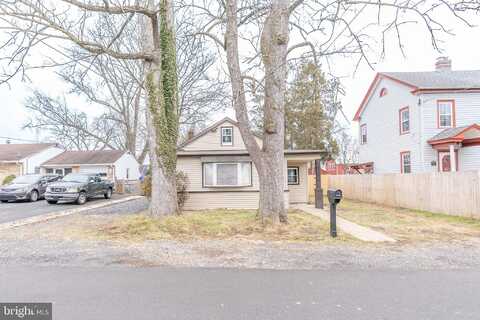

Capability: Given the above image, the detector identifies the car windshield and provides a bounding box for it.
[11,175,42,184]
[61,174,90,183]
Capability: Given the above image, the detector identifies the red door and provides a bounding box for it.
[439,152,451,172]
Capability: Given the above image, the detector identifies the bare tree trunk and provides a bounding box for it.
[258,0,289,224]
[225,0,289,224]
[144,0,179,217]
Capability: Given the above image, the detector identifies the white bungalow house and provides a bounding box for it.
[40,150,140,181]
[176,117,324,210]
[0,143,64,182]
[354,57,480,174]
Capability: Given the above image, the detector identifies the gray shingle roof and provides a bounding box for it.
[382,70,480,89]
[429,126,470,141]
[42,150,126,165]
[0,143,58,161]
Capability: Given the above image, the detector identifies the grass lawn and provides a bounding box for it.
[335,198,480,243]
[95,209,355,243]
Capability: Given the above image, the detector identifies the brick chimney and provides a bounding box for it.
[435,56,452,71]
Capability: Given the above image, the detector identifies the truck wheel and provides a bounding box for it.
[77,192,87,205]
[47,200,58,205]
[104,188,112,199]
[29,190,39,202]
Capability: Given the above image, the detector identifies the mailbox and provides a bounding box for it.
[327,189,342,238]
[327,189,343,204]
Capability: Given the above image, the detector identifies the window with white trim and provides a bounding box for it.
[438,101,454,128]
[401,152,411,173]
[203,162,252,187]
[400,107,410,134]
[360,124,367,145]
[287,167,299,185]
[221,127,233,145]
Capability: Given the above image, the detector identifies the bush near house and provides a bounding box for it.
[141,171,189,209]
[2,174,15,185]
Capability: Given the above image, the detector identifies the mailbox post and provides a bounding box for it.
[327,189,342,238]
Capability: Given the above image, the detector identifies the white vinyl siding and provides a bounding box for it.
[182,120,262,151]
[358,78,421,173]
[421,92,480,172]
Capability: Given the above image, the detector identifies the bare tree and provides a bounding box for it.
[23,9,227,162]
[189,0,475,224]
[336,130,359,164]
[0,0,182,217]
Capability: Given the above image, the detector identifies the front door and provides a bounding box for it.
[439,152,452,172]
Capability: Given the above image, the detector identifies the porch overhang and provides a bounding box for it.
[428,124,480,150]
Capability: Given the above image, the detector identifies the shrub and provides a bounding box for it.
[2,174,15,185]
[141,170,189,210]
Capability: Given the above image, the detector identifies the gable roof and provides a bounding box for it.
[428,124,480,145]
[178,117,262,149]
[383,70,480,90]
[353,70,480,121]
[0,143,58,162]
[42,150,126,166]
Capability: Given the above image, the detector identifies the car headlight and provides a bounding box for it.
[66,187,79,193]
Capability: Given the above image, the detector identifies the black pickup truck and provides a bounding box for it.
[45,173,114,205]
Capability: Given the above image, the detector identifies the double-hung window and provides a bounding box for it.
[401,152,411,173]
[287,167,299,185]
[221,127,233,146]
[437,100,455,128]
[360,124,367,145]
[203,162,252,187]
[399,107,410,134]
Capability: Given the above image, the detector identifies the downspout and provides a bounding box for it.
[418,96,425,172]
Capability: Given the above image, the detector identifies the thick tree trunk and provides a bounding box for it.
[225,0,289,224]
[143,0,179,217]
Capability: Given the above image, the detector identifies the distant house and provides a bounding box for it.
[354,57,480,174]
[176,117,324,210]
[0,143,64,182]
[40,150,140,181]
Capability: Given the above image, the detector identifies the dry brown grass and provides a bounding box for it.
[336,198,480,243]
[95,209,355,243]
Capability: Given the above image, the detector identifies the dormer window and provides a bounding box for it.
[379,88,388,97]
[221,126,233,146]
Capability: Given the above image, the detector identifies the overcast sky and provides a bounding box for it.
[1,16,479,144]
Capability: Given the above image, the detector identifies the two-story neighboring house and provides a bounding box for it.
[176,117,323,210]
[353,57,480,174]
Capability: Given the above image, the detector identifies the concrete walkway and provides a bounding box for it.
[294,204,396,243]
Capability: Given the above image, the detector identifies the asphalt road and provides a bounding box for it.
[0,194,126,224]
[1,266,479,320]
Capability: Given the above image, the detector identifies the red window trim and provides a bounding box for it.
[360,124,367,145]
[400,151,411,173]
[399,106,410,135]
[437,100,456,129]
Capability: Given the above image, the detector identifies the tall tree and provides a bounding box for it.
[0,0,181,217]
[191,0,475,225]
[285,62,338,159]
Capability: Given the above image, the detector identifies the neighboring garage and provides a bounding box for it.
[40,150,140,182]
[0,143,64,183]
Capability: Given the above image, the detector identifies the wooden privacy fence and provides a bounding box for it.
[328,171,480,218]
